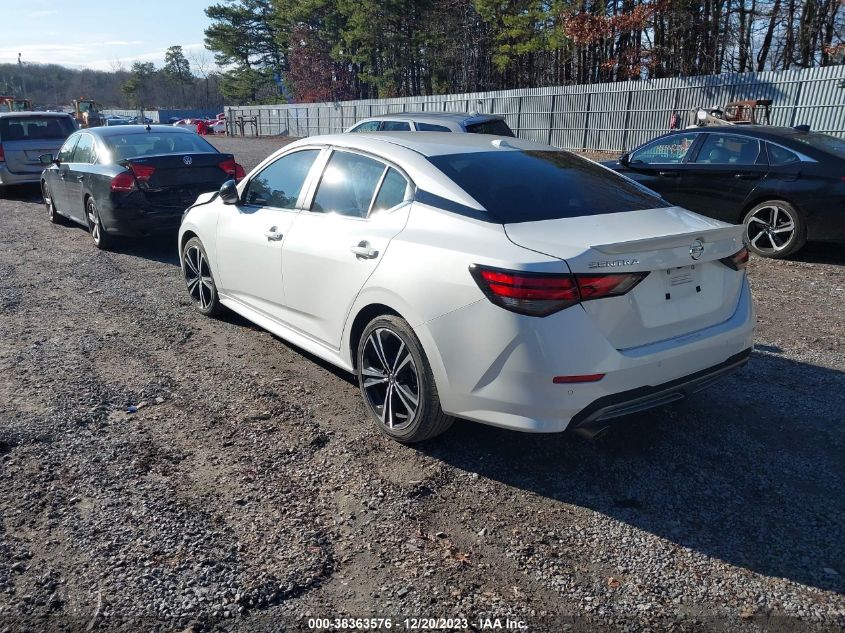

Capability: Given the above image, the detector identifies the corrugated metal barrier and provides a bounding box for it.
[225,66,845,153]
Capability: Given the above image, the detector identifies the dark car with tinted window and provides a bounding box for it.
[605,126,845,258]
[40,125,244,249]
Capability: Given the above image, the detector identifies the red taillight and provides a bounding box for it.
[720,246,749,271]
[128,162,156,182]
[111,171,136,192]
[471,265,649,317]
[218,158,245,181]
[553,374,605,384]
[0,143,5,162]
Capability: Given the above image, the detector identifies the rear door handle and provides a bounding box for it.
[264,227,283,241]
[734,173,761,180]
[75,175,84,182]
[658,171,680,178]
[350,241,379,259]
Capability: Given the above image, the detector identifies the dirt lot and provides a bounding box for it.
[0,135,843,633]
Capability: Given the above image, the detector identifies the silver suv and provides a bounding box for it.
[0,112,77,189]
[346,112,515,136]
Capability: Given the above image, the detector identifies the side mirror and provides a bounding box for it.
[219,179,240,205]
[39,153,56,166]
[618,152,630,167]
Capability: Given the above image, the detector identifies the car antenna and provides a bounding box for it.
[145,124,151,132]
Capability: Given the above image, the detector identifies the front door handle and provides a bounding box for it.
[264,227,283,241]
[350,241,379,259]
[75,175,84,182]
[658,171,680,178]
[734,173,761,180]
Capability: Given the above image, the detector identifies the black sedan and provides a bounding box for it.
[605,126,845,258]
[40,125,244,249]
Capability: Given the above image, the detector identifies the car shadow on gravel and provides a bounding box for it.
[0,183,42,203]
[421,350,844,594]
[789,242,845,266]
[110,234,181,266]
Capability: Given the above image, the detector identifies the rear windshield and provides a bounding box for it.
[465,119,515,137]
[102,132,217,161]
[0,116,75,141]
[428,150,666,223]
[792,132,845,159]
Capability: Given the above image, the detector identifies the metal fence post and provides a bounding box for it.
[581,91,592,151]
[789,79,805,127]
[621,88,634,151]
[547,94,556,146]
[516,95,524,138]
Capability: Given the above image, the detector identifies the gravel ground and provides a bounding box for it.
[0,135,842,633]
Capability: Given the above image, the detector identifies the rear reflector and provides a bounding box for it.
[553,374,605,384]
[111,171,136,192]
[719,246,749,271]
[470,265,649,317]
[218,158,246,181]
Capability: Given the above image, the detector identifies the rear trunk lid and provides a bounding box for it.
[122,153,234,209]
[504,207,747,349]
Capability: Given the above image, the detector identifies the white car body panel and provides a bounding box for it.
[179,132,755,435]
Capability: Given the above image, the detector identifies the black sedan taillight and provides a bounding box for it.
[470,265,648,317]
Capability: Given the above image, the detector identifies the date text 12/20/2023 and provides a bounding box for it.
[306,617,529,630]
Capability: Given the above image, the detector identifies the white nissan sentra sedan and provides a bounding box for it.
[178,133,754,443]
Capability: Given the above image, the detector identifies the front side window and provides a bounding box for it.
[694,134,761,165]
[630,134,698,165]
[350,121,380,132]
[429,150,666,223]
[57,135,79,163]
[243,149,320,208]
[72,134,96,164]
[380,120,411,131]
[312,151,386,217]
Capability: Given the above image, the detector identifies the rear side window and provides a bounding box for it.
[767,143,800,166]
[380,120,412,131]
[350,121,380,132]
[0,116,75,141]
[372,168,409,214]
[103,132,216,160]
[416,122,451,132]
[312,151,385,217]
[244,149,320,208]
[428,150,666,223]
[465,119,515,137]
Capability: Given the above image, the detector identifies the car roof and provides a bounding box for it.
[668,125,825,142]
[287,131,549,158]
[0,111,73,118]
[81,124,196,137]
[357,111,505,125]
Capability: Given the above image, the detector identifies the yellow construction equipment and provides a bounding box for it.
[73,99,103,128]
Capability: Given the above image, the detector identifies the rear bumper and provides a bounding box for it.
[569,348,751,437]
[99,195,185,237]
[0,165,41,186]
[415,275,755,433]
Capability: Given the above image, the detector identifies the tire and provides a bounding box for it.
[43,181,64,224]
[86,197,112,250]
[356,315,453,443]
[181,237,222,316]
[743,200,806,259]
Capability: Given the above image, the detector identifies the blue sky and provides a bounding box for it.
[0,0,216,71]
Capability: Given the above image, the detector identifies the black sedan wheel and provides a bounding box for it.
[86,197,112,250]
[182,237,221,316]
[42,181,63,224]
[743,200,806,258]
[357,315,453,443]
